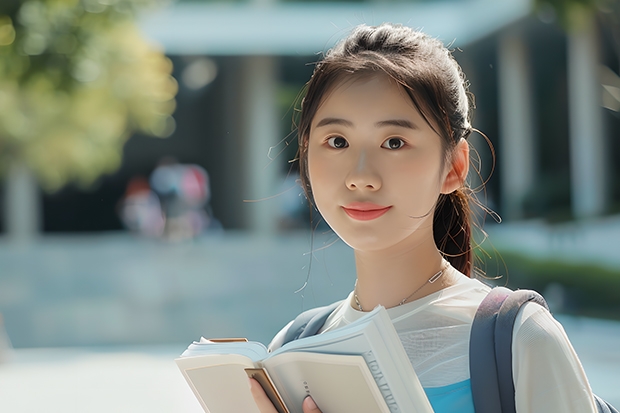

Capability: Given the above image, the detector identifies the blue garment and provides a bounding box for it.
[424,379,475,413]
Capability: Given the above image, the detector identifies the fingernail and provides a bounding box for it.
[304,396,317,410]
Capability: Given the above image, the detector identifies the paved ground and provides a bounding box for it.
[0,346,204,413]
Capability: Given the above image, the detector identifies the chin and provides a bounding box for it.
[333,228,402,253]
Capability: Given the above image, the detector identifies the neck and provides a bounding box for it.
[352,236,449,311]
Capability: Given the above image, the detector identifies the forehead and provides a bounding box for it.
[312,73,423,123]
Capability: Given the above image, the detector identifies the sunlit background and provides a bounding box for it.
[0,0,619,411]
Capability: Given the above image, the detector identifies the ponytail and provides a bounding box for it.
[433,189,472,277]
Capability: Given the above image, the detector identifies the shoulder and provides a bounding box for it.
[512,302,597,412]
[512,301,574,352]
[484,288,583,367]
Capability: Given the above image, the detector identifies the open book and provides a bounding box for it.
[176,306,434,413]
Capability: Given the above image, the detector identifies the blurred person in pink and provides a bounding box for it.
[118,176,165,238]
[150,157,220,240]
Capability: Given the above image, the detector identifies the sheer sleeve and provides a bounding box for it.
[267,319,294,352]
[512,302,597,413]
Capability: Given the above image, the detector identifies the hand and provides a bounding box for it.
[250,378,322,413]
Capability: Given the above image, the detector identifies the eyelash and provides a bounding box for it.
[326,136,349,149]
[381,137,406,150]
[325,136,406,150]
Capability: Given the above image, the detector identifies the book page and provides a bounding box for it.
[265,352,390,413]
[176,354,260,413]
[181,340,268,362]
[269,307,433,413]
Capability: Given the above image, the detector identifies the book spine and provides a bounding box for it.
[361,350,401,413]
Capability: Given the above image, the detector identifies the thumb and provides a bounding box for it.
[302,396,322,413]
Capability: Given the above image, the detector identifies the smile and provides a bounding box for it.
[342,203,392,221]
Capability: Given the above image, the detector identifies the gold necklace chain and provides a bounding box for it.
[353,261,449,312]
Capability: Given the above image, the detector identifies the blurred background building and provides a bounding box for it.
[0,0,619,409]
[2,0,618,237]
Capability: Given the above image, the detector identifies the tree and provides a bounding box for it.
[534,0,619,56]
[0,0,177,238]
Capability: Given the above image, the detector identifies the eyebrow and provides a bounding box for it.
[314,117,418,130]
[375,119,418,130]
[315,117,353,128]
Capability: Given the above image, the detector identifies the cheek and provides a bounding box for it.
[306,148,319,190]
[307,150,344,216]
[308,149,334,191]
[389,157,444,199]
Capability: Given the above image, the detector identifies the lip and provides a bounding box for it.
[342,202,392,221]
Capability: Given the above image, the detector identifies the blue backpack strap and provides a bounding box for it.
[494,289,549,413]
[278,301,342,348]
[470,287,548,413]
[469,286,512,413]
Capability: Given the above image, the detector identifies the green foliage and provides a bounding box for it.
[534,0,616,29]
[478,249,620,319]
[0,0,177,191]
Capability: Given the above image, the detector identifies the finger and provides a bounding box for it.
[249,378,279,413]
[302,396,322,413]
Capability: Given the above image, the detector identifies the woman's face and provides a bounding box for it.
[307,74,453,253]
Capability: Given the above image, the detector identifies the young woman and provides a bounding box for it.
[251,23,597,413]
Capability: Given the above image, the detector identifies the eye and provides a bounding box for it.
[381,137,405,150]
[327,136,349,149]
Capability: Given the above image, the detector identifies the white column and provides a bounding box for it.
[498,31,536,220]
[241,56,280,234]
[4,160,41,241]
[567,16,607,218]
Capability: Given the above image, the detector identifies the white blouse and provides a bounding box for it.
[272,267,597,413]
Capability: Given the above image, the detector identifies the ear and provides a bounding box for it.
[441,138,469,194]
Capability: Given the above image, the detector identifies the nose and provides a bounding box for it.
[344,150,382,191]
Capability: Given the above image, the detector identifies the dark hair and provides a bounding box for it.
[297,23,475,276]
